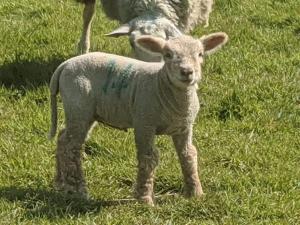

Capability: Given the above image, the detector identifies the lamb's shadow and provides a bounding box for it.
[0,57,66,90]
[0,186,134,219]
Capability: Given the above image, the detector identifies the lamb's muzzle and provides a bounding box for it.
[49,32,228,205]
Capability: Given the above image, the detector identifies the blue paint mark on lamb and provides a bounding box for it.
[102,60,134,97]
[111,64,134,98]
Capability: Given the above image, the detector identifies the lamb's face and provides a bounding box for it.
[136,32,228,88]
[163,36,204,89]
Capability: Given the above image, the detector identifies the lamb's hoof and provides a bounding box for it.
[184,187,204,198]
[137,196,154,206]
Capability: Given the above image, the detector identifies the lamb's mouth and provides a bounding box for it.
[179,77,194,84]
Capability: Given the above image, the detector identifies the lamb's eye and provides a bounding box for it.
[199,52,204,57]
[164,52,173,59]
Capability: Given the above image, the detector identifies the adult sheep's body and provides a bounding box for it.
[98,0,212,32]
[76,0,213,61]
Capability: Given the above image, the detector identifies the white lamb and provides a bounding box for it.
[49,32,228,205]
[76,0,213,61]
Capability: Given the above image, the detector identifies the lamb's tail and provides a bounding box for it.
[48,62,65,140]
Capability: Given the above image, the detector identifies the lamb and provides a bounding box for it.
[76,0,213,61]
[49,32,228,205]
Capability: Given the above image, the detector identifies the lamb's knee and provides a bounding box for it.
[55,128,87,182]
[151,148,160,169]
[179,144,198,166]
[138,147,159,171]
[57,130,83,153]
[187,144,197,159]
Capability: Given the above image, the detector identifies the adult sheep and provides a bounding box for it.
[49,32,228,205]
[76,0,213,61]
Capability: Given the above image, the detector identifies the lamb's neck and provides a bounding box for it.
[157,67,198,117]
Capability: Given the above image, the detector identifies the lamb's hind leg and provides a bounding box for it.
[172,131,203,198]
[77,0,96,54]
[54,120,94,198]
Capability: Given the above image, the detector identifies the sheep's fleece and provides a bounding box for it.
[49,53,198,137]
[76,0,213,60]
[99,0,213,32]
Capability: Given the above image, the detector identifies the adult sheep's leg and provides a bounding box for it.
[54,120,94,198]
[172,132,203,198]
[201,0,213,28]
[134,126,158,206]
[77,0,96,54]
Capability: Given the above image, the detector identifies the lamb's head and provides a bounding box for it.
[136,32,229,89]
[106,15,182,62]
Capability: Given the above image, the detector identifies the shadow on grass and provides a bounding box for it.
[0,57,65,90]
[0,186,135,219]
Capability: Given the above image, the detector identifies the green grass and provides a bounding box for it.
[0,0,299,224]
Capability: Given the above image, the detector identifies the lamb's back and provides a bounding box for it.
[59,52,163,129]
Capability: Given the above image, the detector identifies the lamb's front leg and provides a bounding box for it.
[134,126,158,206]
[172,130,203,198]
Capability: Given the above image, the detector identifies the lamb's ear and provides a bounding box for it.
[200,32,228,55]
[105,24,131,37]
[135,36,166,54]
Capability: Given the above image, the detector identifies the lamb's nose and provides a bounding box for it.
[180,68,193,77]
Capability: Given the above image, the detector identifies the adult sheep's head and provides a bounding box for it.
[106,15,182,62]
[135,33,229,89]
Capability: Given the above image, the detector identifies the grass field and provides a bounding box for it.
[0,0,299,224]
